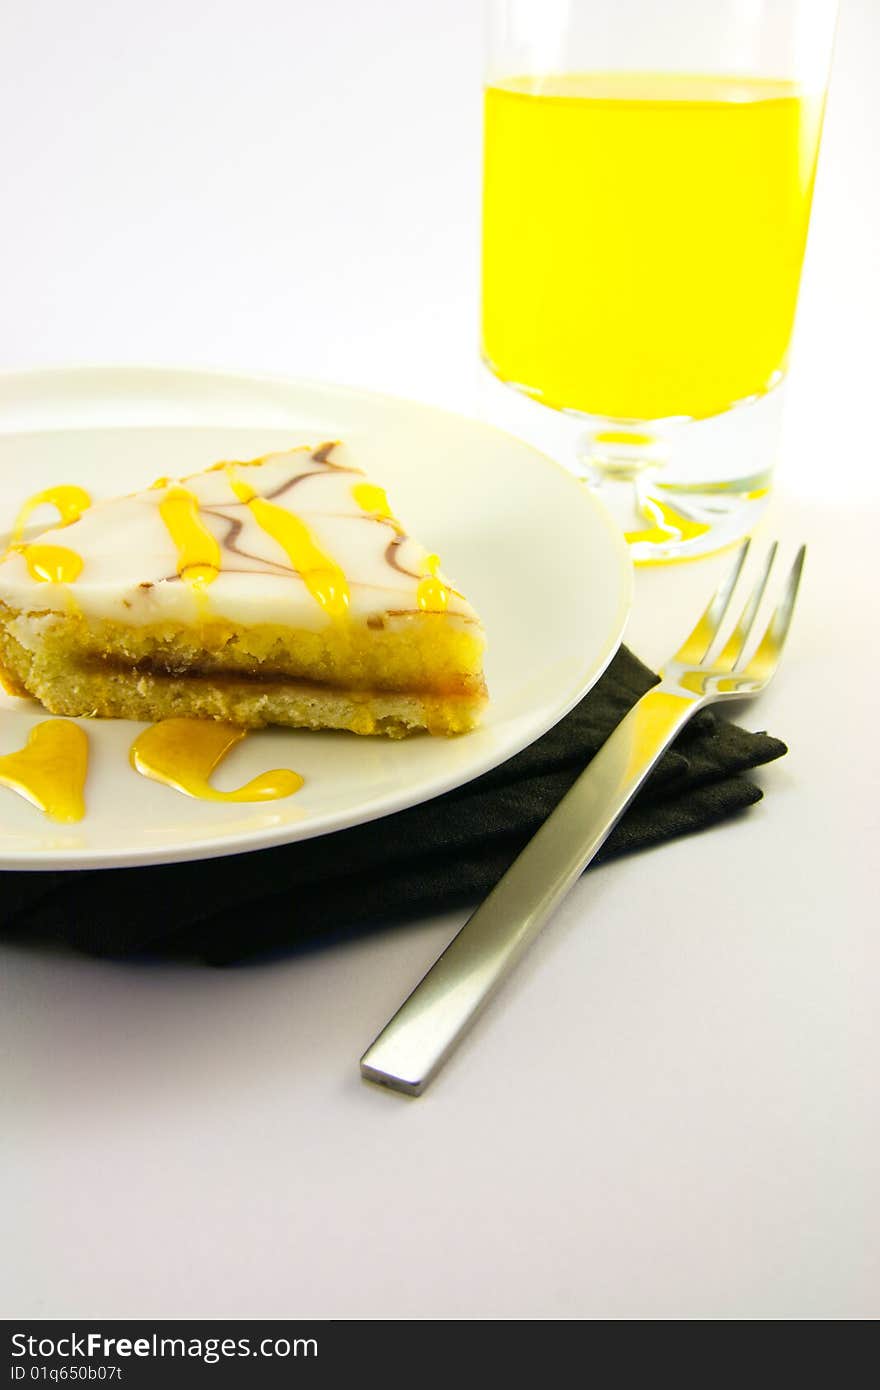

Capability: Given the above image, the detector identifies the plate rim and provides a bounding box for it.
[0,363,632,871]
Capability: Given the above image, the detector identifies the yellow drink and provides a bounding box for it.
[482,74,825,422]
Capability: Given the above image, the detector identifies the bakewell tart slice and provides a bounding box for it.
[0,443,487,737]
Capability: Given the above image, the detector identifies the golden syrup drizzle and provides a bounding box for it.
[0,721,88,822]
[416,554,449,613]
[352,481,392,519]
[205,451,277,473]
[130,718,304,803]
[352,483,450,612]
[352,480,407,538]
[159,486,221,592]
[9,485,91,545]
[6,485,90,585]
[227,468,350,618]
[22,544,83,583]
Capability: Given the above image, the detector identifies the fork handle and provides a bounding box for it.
[360,686,699,1095]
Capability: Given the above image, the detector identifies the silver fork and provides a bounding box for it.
[360,541,805,1096]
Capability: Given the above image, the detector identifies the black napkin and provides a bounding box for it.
[0,647,785,964]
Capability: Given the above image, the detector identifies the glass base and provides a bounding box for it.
[478,366,785,564]
[571,388,783,562]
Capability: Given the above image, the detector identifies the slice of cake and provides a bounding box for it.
[0,443,487,737]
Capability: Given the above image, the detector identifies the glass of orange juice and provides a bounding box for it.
[482,0,838,560]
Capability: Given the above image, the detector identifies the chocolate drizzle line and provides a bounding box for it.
[197,509,293,576]
[385,532,420,580]
[198,443,363,573]
[311,441,345,467]
[166,443,428,593]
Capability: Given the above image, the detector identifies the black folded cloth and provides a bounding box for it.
[0,647,785,964]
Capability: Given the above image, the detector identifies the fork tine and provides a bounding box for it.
[741,544,806,684]
[715,541,779,671]
[671,539,750,667]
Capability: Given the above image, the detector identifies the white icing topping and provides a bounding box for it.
[0,445,481,633]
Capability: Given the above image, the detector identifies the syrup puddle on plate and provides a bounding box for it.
[0,717,304,826]
[129,718,304,804]
[0,721,88,823]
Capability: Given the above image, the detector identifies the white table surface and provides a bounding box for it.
[1,0,877,1320]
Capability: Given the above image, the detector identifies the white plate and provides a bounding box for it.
[0,366,631,869]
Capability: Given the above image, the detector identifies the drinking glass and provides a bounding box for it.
[482,0,838,561]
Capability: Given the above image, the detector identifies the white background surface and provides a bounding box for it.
[1,0,877,1320]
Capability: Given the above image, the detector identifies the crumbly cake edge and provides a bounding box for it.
[0,607,487,738]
